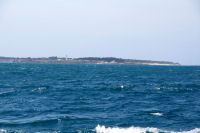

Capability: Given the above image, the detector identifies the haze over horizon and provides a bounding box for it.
[0,0,200,65]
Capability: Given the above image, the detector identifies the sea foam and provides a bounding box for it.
[95,125,200,133]
[0,129,7,133]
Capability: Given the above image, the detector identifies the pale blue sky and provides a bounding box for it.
[0,0,200,65]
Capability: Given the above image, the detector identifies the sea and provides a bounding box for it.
[0,63,200,133]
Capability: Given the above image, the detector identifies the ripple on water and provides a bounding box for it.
[32,87,48,93]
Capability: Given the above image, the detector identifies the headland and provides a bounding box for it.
[0,56,180,66]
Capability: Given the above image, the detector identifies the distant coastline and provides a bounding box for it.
[0,56,180,66]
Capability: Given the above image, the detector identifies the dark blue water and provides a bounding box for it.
[0,63,200,133]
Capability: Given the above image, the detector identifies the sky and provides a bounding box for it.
[0,0,200,65]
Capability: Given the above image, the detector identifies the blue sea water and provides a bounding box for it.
[0,63,200,133]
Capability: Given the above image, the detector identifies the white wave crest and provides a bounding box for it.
[32,87,47,92]
[95,125,162,133]
[95,125,200,133]
[0,129,7,133]
[150,113,163,116]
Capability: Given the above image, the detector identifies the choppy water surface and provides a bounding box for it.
[0,63,200,133]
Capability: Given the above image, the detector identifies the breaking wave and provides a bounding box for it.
[95,125,200,133]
